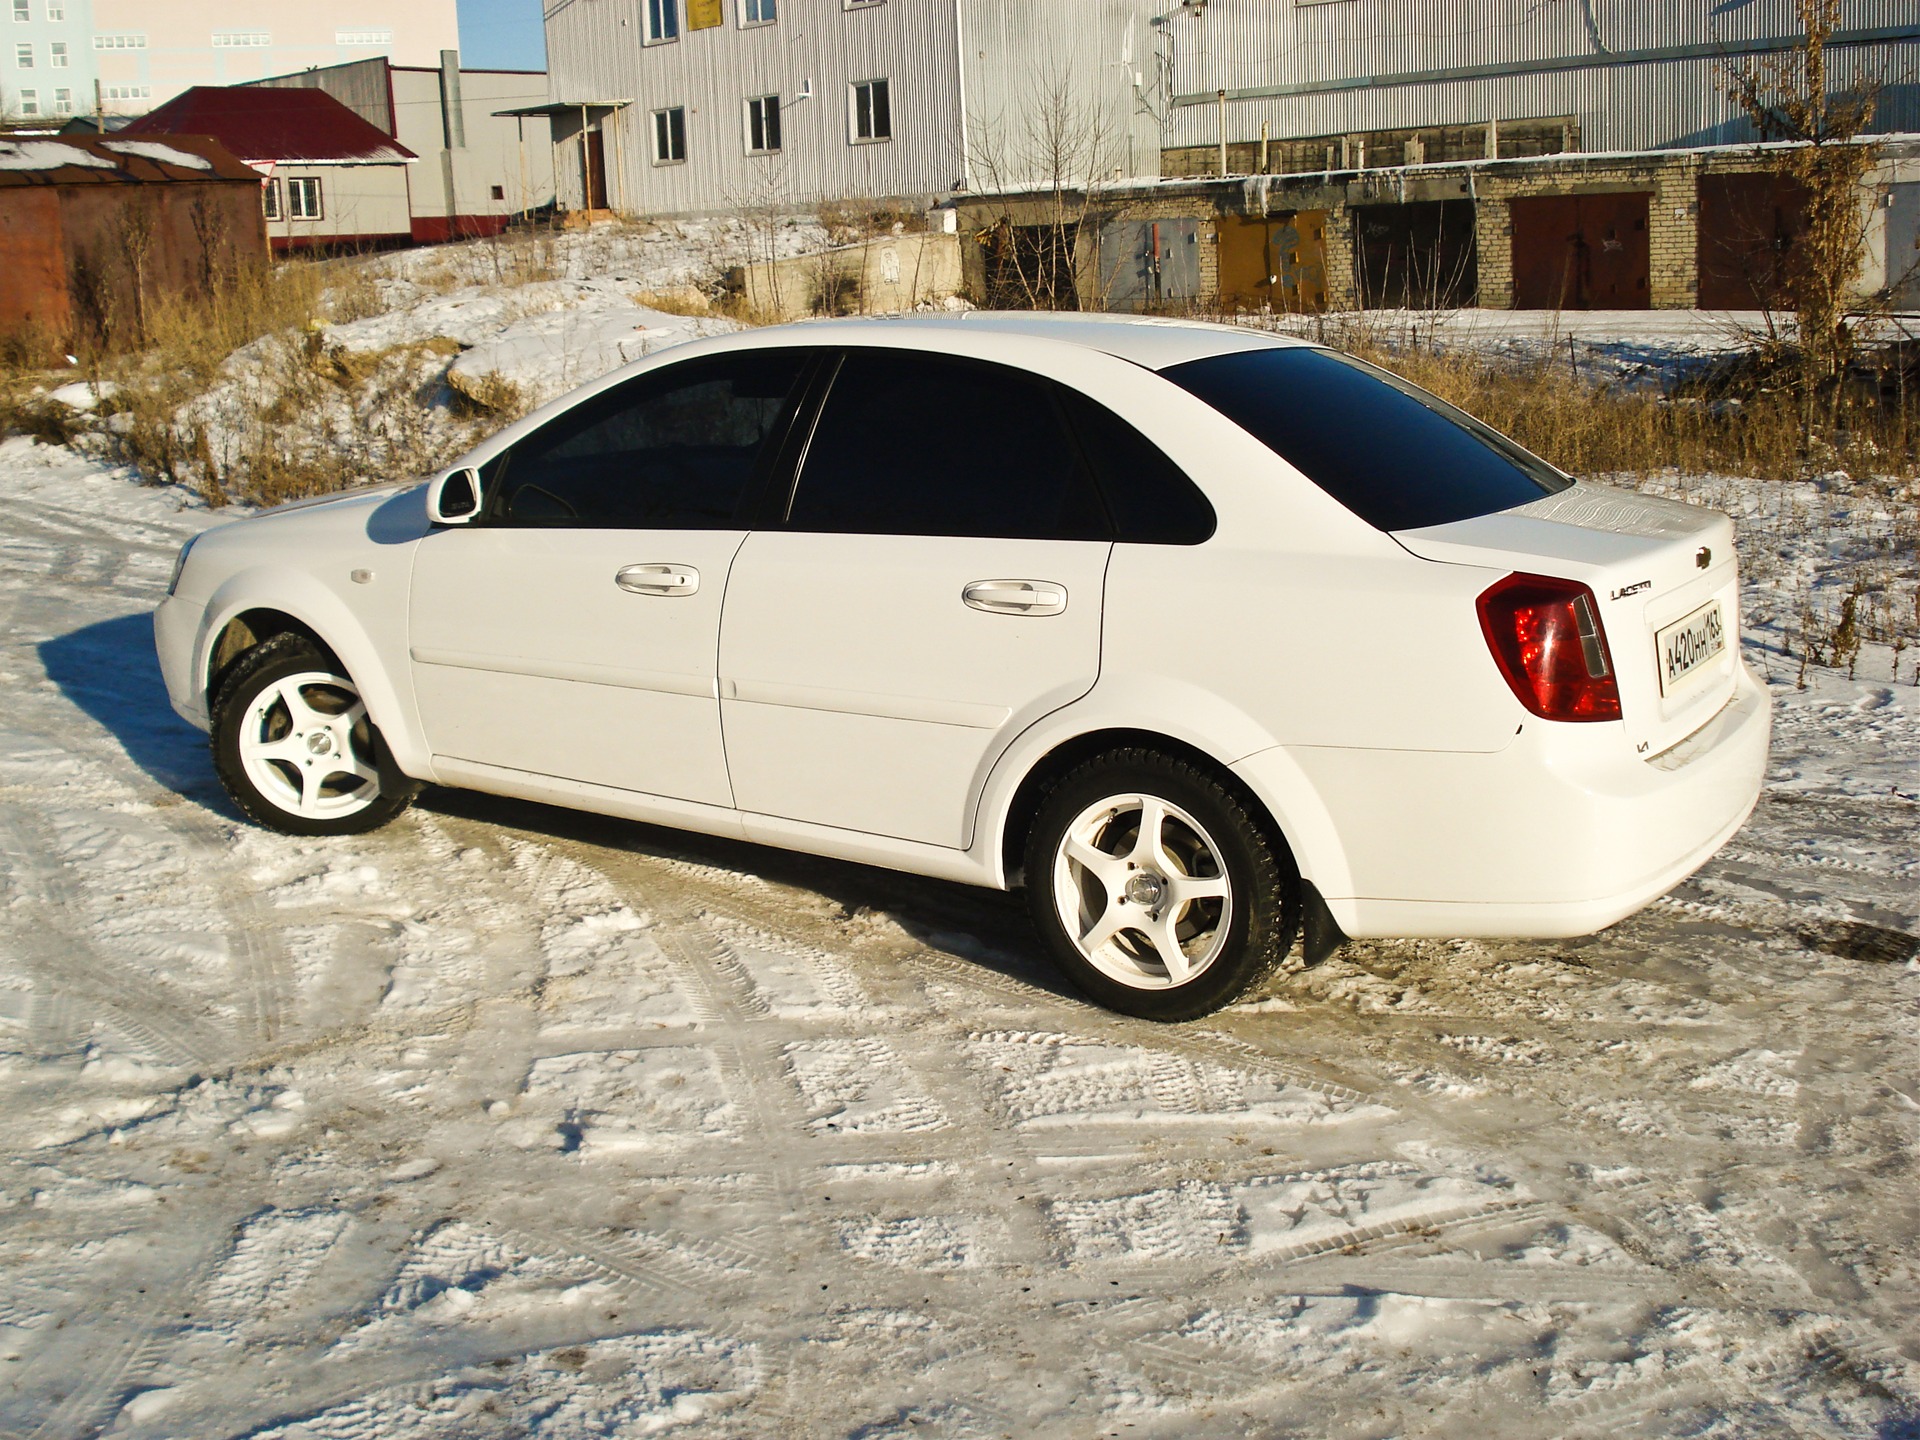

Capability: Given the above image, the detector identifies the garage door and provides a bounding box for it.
[1509,192,1649,309]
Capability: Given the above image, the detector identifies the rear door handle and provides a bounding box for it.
[615,563,699,597]
[962,579,1067,616]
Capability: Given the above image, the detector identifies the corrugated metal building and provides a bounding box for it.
[0,133,267,355]
[122,86,418,251]
[244,54,558,242]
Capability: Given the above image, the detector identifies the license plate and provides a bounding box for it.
[1656,600,1727,694]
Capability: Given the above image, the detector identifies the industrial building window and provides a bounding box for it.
[740,0,775,22]
[45,1,60,16]
[50,41,65,66]
[14,41,30,66]
[336,29,392,46]
[213,32,271,47]
[652,106,686,164]
[262,178,281,220]
[845,0,884,9]
[850,78,890,142]
[94,34,146,49]
[17,87,35,115]
[11,1,25,22]
[53,85,69,113]
[103,84,148,100]
[289,176,323,221]
[645,0,679,42]
[745,94,781,154]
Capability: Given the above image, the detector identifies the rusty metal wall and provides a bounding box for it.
[1160,1,1920,155]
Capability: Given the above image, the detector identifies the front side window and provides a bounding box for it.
[646,0,679,42]
[651,106,686,164]
[490,351,809,528]
[262,177,282,220]
[288,176,323,220]
[1161,347,1572,532]
[786,351,1106,540]
[850,78,891,142]
[745,94,780,154]
[741,0,775,23]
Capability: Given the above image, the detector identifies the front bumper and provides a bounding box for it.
[153,594,210,732]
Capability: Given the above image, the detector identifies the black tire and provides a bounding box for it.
[1023,748,1299,1021]
[211,633,419,837]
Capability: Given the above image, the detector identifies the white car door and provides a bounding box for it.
[409,349,812,806]
[718,349,1114,850]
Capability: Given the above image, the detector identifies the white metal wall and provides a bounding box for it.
[1160,0,1920,153]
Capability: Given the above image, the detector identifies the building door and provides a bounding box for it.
[1352,200,1478,309]
[1698,173,1808,310]
[582,128,608,210]
[1509,192,1650,309]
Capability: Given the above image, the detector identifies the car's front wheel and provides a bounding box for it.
[211,633,417,836]
[1024,750,1298,1020]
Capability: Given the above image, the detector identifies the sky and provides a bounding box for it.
[458,0,548,71]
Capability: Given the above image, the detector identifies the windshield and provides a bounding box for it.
[1161,347,1572,532]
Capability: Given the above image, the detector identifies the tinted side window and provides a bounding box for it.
[1161,348,1571,532]
[492,350,807,528]
[786,351,1108,541]
[1058,389,1215,545]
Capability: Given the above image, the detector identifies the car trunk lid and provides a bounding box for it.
[1393,482,1741,759]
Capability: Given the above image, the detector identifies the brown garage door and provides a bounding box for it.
[1509,192,1650,309]
[1698,172,1808,310]
[1215,212,1327,312]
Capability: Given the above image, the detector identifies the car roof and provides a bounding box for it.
[771,312,1317,371]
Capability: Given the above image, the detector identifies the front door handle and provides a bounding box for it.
[962,579,1067,616]
[615,563,699,597]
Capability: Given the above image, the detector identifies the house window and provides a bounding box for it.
[745,93,780,154]
[652,105,686,163]
[645,0,679,42]
[289,176,323,220]
[740,0,775,23]
[11,0,26,22]
[850,78,890,142]
[52,85,69,113]
[262,177,281,220]
[490,184,505,200]
[212,32,271,47]
[335,29,392,46]
[50,41,65,66]
[94,34,146,49]
[17,87,35,115]
[15,41,31,67]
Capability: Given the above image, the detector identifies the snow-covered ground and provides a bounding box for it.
[0,419,1915,1439]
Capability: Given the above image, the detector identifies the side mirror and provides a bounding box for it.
[427,467,482,525]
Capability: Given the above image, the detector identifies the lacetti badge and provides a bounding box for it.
[1610,580,1651,599]
[1657,600,1726,693]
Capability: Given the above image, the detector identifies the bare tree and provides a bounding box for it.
[1721,0,1883,438]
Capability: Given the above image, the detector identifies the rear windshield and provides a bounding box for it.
[1161,347,1572,532]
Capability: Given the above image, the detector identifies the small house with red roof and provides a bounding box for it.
[123,87,418,253]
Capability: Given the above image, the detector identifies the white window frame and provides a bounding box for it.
[645,0,679,43]
[49,40,66,67]
[15,41,31,67]
[288,175,323,221]
[46,1,61,17]
[744,93,781,154]
[52,85,69,113]
[739,0,775,24]
[335,28,393,46]
[212,31,271,48]
[651,105,686,164]
[17,86,36,115]
[11,0,27,23]
[850,77,891,144]
[94,34,147,50]
[262,177,281,221]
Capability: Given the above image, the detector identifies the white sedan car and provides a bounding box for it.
[154,315,1768,1020]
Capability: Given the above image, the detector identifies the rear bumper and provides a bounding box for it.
[1236,661,1770,939]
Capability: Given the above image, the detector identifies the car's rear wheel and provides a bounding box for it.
[1024,749,1298,1020]
[211,634,417,836]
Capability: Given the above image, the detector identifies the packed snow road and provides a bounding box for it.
[0,437,1916,1439]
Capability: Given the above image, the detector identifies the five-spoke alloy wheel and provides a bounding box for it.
[212,634,417,836]
[1026,750,1297,1020]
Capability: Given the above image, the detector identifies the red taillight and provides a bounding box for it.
[1477,572,1622,722]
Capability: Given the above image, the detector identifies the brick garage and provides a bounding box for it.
[0,134,267,358]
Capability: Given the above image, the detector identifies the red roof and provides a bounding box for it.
[122,87,416,166]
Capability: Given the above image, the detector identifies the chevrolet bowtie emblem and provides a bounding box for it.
[1696,546,1711,569]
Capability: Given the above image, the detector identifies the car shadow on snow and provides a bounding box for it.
[416,785,1080,1006]
[38,612,236,815]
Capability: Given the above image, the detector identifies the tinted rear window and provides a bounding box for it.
[1161,348,1571,531]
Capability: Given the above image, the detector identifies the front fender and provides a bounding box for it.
[194,567,429,779]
